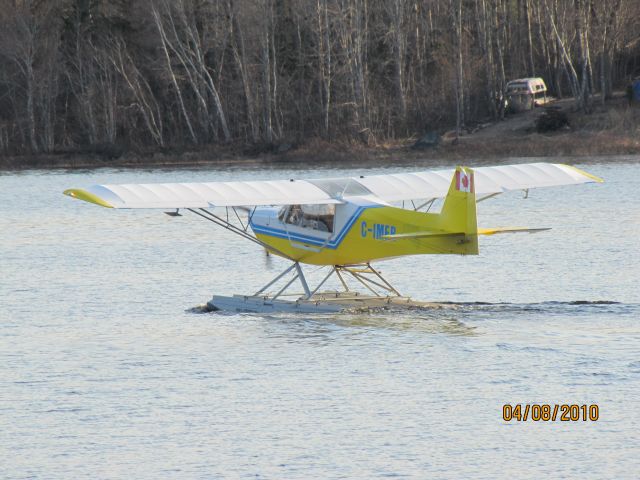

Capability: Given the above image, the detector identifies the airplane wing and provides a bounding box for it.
[64,179,343,209]
[355,163,603,202]
[64,162,602,209]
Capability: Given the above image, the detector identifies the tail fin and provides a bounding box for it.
[438,166,478,254]
[384,167,478,255]
[440,166,478,237]
[384,166,478,254]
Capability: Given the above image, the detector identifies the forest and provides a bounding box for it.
[0,0,639,158]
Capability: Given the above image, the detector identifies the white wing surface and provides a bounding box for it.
[356,163,602,202]
[64,179,341,209]
[64,162,601,209]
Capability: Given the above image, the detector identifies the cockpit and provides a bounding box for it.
[279,204,335,233]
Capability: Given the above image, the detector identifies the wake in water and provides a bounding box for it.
[186,300,637,339]
[188,299,632,316]
[412,300,635,317]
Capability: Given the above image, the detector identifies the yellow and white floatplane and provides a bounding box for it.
[64,162,602,313]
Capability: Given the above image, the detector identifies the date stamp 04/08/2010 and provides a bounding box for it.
[503,404,599,422]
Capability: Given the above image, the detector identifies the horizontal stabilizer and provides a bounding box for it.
[382,231,465,240]
[478,227,551,235]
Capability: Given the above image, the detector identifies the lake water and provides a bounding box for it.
[1,156,639,479]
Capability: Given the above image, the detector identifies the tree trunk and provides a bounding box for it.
[228,0,258,143]
[390,0,407,126]
[524,0,535,76]
[261,1,273,144]
[451,0,464,137]
[151,2,198,144]
[26,63,38,152]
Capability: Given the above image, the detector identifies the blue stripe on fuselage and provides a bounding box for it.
[250,205,375,249]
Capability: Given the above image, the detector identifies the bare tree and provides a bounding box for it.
[386,0,407,126]
[450,0,464,137]
[0,1,50,152]
[227,0,258,142]
[0,0,638,156]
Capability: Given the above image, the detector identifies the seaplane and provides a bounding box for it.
[64,162,602,313]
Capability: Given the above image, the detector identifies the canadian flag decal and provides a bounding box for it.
[456,170,473,192]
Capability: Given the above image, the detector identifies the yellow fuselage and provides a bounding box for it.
[253,204,477,265]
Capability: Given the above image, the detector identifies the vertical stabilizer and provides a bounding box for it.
[438,166,479,254]
[368,166,480,256]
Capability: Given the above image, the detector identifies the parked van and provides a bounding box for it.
[506,77,549,112]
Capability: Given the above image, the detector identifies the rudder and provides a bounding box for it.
[438,166,478,254]
[379,166,479,255]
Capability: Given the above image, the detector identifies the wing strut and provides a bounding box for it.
[187,208,294,261]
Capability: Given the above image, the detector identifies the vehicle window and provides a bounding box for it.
[285,205,303,226]
[284,204,335,233]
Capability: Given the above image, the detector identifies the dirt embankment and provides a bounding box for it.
[2,93,639,170]
[438,94,640,159]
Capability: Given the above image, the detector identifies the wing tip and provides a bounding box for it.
[64,189,114,208]
[559,164,604,183]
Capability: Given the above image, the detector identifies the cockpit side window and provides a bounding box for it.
[286,205,303,226]
[283,204,335,233]
[278,206,289,222]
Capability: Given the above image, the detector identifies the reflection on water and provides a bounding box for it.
[1,159,640,479]
[257,311,477,336]
[200,300,635,339]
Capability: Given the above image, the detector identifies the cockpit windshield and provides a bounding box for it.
[307,178,371,198]
[282,204,335,233]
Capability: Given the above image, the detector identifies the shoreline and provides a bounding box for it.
[2,135,638,171]
[3,97,639,171]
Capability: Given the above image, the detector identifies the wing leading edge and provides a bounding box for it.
[63,162,602,209]
[356,163,602,202]
[64,179,342,209]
